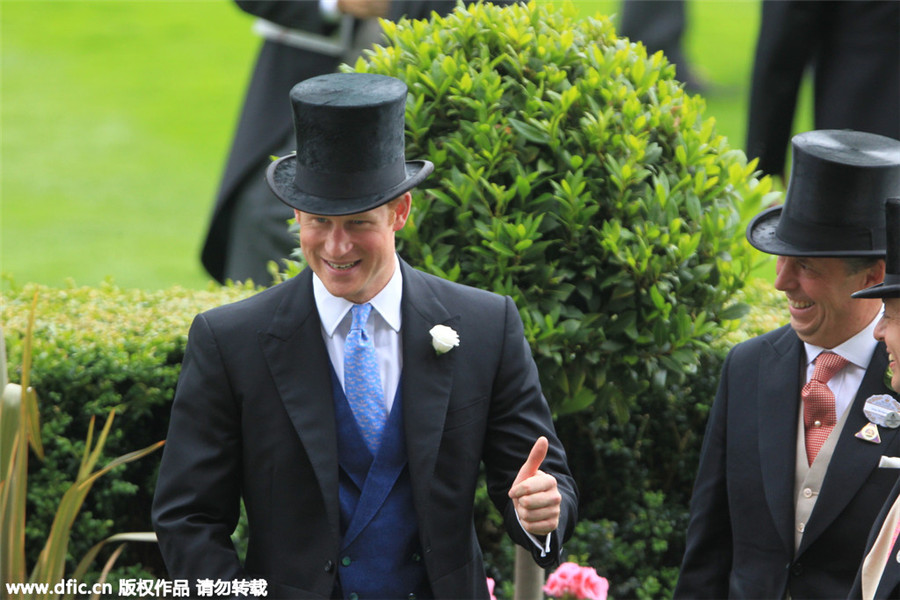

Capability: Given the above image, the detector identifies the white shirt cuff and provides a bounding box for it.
[516,512,552,557]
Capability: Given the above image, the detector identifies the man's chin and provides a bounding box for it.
[790,321,819,345]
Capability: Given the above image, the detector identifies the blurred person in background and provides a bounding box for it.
[746,0,900,181]
[675,130,900,599]
[201,0,464,287]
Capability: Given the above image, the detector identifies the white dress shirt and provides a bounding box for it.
[313,256,403,411]
[803,310,882,419]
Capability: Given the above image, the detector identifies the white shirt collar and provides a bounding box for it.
[804,308,882,369]
[312,255,403,337]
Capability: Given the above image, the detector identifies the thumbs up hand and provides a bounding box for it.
[508,436,562,536]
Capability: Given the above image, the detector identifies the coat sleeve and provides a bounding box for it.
[673,349,735,599]
[151,313,245,582]
[483,296,578,568]
[234,0,336,34]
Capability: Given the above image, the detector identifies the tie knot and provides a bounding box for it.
[811,352,849,384]
[350,303,373,331]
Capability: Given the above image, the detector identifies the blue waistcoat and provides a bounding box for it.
[331,369,431,600]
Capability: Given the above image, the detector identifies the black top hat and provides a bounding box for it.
[266,73,433,215]
[746,130,900,257]
[853,198,900,299]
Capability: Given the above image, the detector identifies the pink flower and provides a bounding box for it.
[543,562,609,600]
[486,577,498,600]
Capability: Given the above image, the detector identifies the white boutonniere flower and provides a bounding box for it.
[429,324,459,355]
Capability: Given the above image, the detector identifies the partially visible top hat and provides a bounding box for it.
[746,130,900,257]
[853,198,900,299]
[266,73,433,215]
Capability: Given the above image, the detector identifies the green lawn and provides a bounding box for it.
[2,0,792,290]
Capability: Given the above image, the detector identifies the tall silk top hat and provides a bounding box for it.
[266,73,433,215]
[853,198,900,299]
[746,129,900,257]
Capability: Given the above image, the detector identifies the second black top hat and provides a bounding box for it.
[746,130,900,257]
[854,198,900,299]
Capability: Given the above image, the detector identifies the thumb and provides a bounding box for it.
[514,436,549,486]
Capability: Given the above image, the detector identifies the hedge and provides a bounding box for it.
[1,282,257,584]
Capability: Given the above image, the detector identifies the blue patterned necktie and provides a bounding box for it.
[344,303,387,454]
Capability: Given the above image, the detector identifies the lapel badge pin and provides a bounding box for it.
[856,422,882,444]
[864,395,900,429]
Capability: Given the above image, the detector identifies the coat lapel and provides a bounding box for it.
[758,327,805,556]
[800,345,900,554]
[398,261,457,522]
[259,271,341,539]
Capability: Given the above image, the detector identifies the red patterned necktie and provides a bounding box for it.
[803,352,849,465]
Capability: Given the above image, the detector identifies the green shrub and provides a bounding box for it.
[342,1,778,594]
[1,294,164,597]
[355,0,774,419]
[1,282,255,584]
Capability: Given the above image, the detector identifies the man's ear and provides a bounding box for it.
[294,209,302,223]
[391,192,412,232]
[867,259,888,287]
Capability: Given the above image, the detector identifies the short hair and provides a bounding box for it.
[843,256,883,274]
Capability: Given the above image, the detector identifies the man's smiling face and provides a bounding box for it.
[774,255,884,348]
[295,193,410,304]
[875,297,900,392]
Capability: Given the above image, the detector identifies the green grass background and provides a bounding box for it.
[2,0,803,290]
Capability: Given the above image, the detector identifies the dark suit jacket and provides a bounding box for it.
[201,1,460,282]
[675,324,900,599]
[746,0,900,178]
[151,259,578,599]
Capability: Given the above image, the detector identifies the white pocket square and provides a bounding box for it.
[879,456,900,469]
